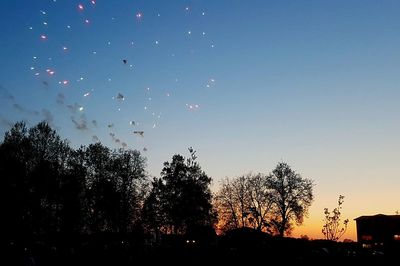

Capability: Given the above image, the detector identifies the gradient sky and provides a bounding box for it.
[1,0,400,240]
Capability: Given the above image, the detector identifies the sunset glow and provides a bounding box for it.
[1,0,400,243]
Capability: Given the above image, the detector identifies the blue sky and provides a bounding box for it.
[1,0,400,239]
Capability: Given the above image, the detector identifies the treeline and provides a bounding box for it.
[1,122,148,238]
[214,169,314,236]
[1,121,314,241]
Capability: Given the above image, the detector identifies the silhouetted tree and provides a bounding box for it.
[60,149,86,234]
[246,173,274,231]
[214,173,273,233]
[267,162,314,237]
[1,121,148,240]
[112,149,148,232]
[214,177,245,231]
[142,177,168,237]
[300,234,310,240]
[28,122,73,234]
[80,143,148,233]
[0,121,76,236]
[81,143,116,232]
[143,148,214,234]
[322,195,349,241]
[0,122,31,238]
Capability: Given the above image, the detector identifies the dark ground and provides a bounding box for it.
[4,232,395,266]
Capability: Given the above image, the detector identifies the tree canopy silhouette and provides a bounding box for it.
[0,121,148,239]
[1,121,316,247]
[1,121,72,237]
[143,147,215,234]
[214,173,273,233]
[268,162,314,237]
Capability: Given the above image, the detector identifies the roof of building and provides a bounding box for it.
[354,214,400,221]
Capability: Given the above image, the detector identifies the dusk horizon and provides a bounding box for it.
[1,0,400,247]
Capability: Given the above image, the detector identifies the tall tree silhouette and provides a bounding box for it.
[60,149,86,234]
[28,122,72,234]
[81,143,117,232]
[1,121,148,240]
[143,148,214,234]
[246,173,274,231]
[1,122,31,238]
[0,122,75,237]
[112,149,148,233]
[214,176,250,231]
[142,177,168,237]
[80,143,148,233]
[267,162,314,237]
[214,173,273,233]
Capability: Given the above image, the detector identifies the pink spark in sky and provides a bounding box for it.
[46,69,55,75]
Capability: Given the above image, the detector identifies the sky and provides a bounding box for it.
[1,0,400,241]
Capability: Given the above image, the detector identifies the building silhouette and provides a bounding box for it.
[354,214,400,249]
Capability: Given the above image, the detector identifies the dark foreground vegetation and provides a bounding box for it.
[1,122,396,265]
[5,229,396,265]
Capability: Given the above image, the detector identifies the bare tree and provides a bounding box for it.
[214,173,273,233]
[214,177,246,231]
[246,173,274,231]
[232,175,250,228]
[322,195,349,241]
